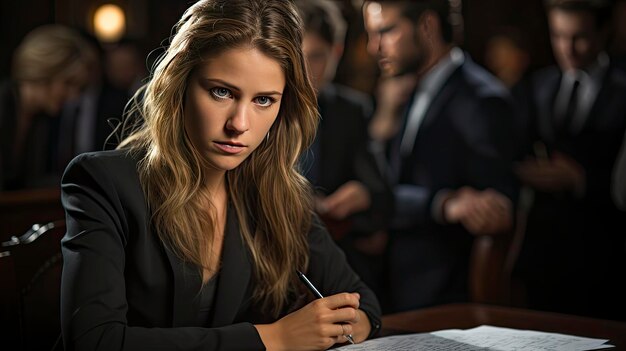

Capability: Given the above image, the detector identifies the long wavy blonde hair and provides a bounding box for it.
[118,0,318,316]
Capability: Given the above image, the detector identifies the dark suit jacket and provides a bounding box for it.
[387,56,519,311]
[0,80,62,190]
[613,129,626,211]
[61,150,381,351]
[514,64,626,318]
[59,81,131,162]
[305,83,393,236]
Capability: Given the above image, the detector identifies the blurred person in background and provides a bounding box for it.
[104,40,144,95]
[483,27,535,159]
[363,1,418,145]
[362,0,519,312]
[513,0,626,320]
[612,128,626,211]
[483,27,531,90]
[610,0,626,71]
[59,37,146,166]
[0,24,90,190]
[296,0,394,306]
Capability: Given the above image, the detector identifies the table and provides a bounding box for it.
[381,303,626,349]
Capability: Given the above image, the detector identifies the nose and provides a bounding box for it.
[225,103,249,134]
[367,33,382,57]
[565,38,575,56]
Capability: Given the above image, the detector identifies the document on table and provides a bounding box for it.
[334,325,614,351]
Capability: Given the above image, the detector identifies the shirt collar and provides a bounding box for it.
[418,47,465,95]
[563,51,609,85]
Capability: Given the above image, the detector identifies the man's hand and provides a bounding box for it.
[444,187,513,235]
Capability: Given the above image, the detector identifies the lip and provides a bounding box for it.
[378,58,391,67]
[213,141,247,154]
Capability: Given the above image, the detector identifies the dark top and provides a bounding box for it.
[198,276,219,325]
[60,149,381,351]
[513,64,626,319]
[0,80,62,190]
[302,83,393,236]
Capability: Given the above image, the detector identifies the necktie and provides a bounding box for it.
[560,78,580,132]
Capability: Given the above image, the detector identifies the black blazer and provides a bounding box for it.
[308,83,393,235]
[60,150,381,351]
[513,64,626,318]
[524,65,626,207]
[518,64,626,249]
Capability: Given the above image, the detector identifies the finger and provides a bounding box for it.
[491,193,511,210]
[463,215,486,234]
[340,323,354,338]
[462,199,488,222]
[345,308,361,324]
[326,200,351,219]
[322,292,360,310]
[316,197,329,214]
[320,323,352,340]
[322,193,348,217]
[322,306,358,324]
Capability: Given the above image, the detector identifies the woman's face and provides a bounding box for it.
[302,32,335,92]
[184,47,285,173]
[31,62,89,116]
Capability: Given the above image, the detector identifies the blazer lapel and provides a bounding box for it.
[418,69,459,133]
[211,206,252,327]
[535,70,561,144]
[164,206,253,327]
[583,67,625,131]
[164,241,203,327]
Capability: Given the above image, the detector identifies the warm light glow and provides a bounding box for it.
[93,4,126,42]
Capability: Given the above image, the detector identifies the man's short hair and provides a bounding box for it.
[296,0,347,46]
[384,0,455,43]
[545,0,614,28]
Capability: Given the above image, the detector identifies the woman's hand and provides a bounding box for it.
[256,292,366,351]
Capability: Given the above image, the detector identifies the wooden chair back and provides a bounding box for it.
[1,219,66,351]
[468,195,531,306]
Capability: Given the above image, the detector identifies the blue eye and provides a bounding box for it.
[210,87,232,99]
[255,96,274,107]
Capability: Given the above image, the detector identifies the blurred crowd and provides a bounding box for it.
[0,26,145,190]
[1,0,625,322]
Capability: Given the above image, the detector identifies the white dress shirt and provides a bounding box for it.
[400,47,465,156]
[554,52,609,134]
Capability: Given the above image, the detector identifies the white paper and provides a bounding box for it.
[333,325,614,351]
[333,333,484,350]
[432,325,613,351]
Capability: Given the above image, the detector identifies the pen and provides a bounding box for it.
[296,270,355,344]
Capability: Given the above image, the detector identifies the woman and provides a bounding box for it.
[60,0,381,350]
[1,24,90,190]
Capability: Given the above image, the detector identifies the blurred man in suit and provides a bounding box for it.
[296,0,394,305]
[363,0,519,312]
[514,0,626,320]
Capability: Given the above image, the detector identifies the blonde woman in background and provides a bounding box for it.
[0,24,90,190]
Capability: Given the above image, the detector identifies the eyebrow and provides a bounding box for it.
[202,78,283,96]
